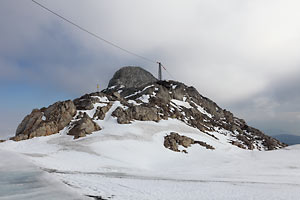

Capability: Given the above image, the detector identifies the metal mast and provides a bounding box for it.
[157,62,162,81]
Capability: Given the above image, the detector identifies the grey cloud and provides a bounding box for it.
[226,70,300,135]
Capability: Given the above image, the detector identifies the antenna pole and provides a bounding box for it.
[158,62,162,81]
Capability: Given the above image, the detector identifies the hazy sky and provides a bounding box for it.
[1,0,300,139]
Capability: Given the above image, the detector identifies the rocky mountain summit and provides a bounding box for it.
[11,66,286,151]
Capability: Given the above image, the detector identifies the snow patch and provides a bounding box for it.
[195,104,213,118]
[171,99,192,109]
[138,95,150,103]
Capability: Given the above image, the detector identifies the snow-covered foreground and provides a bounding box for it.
[0,150,87,200]
[1,117,300,199]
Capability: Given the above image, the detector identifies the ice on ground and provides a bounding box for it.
[0,150,87,200]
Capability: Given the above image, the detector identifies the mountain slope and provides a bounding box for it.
[1,114,300,200]
[1,66,299,200]
[11,66,285,151]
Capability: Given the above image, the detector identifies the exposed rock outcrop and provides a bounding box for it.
[12,66,287,151]
[74,94,99,110]
[111,105,160,124]
[68,113,101,139]
[12,100,76,141]
[93,103,113,120]
[105,77,286,150]
[108,66,157,89]
[164,132,215,153]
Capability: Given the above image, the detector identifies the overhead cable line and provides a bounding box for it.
[31,0,175,80]
[31,0,156,64]
[161,63,176,80]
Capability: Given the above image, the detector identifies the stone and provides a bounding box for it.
[164,132,215,153]
[10,134,28,141]
[164,136,179,152]
[68,113,101,139]
[131,106,159,121]
[194,140,215,150]
[111,107,132,124]
[231,141,245,149]
[111,105,160,124]
[112,92,121,99]
[181,136,194,148]
[93,103,112,120]
[43,100,77,130]
[108,66,158,89]
[12,100,76,141]
[73,95,94,110]
[15,109,43,136]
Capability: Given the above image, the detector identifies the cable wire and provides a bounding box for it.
[32,0,177,81]
[31,0,157,64]
[161,64,176,80]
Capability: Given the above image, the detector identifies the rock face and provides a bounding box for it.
[108,66,157,89]
[112,106,160,124]
[12,100,76,141]
[68,113,101,139]
[164,132,215,153]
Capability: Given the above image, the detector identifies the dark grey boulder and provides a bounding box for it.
[108,66,158,89]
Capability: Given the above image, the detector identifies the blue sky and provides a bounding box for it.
[1,0,300,139]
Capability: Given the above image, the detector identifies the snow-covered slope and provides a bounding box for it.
[0,67,296,199]
[1,116,300,199]
[11,67,285,151]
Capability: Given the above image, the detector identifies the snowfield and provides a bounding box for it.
[1,114,300,199]
[0,150,87,200]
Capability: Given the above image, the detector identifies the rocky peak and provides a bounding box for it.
[108,66,157,89]
[13,66,286,151]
